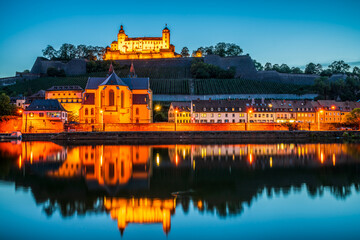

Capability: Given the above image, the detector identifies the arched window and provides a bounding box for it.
[91,108,94,115]
[136,108,139,115]
[121,91,124,108]
[109,90,114,106]
[85,108,88,115]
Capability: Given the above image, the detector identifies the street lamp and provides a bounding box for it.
[174,109,178,131]
[247,109,252,131]
[155,105,161,111]
[100,109,104,131]
[318,109,324,131]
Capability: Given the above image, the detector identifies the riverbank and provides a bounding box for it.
[20,130,360,144]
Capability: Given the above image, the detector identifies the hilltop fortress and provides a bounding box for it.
[103,25,180,60]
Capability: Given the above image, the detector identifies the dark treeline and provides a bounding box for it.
[314,76,360,101]
[181,42,243,58]
[42,44,105,61]
[190,59,236,79]
[255,60,360,77]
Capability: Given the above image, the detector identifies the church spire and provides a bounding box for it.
[107,63,114,76]
[129,62,137,78]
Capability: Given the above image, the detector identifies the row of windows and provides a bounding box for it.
[52,93,78,96]
[196,113,245,118]
[298,113,315,117]
[195,119,246,123]
[254,114,274,118]
[28,112,66,118]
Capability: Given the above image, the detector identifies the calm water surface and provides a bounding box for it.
[0,141,360,239]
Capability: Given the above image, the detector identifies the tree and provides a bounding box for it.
[345,108,360,130]
[329,60,350,74]
[353,66,360,76]
[75,44,88,58]
[291,67,303,74]
[203,46,214,55]
[320,69,332,77]
[58,43,76,60]
[0,93,16,116]
[272,64,280,72]
[305,62,322,74]
[225,43,243,56]
[42,45,58,60]
[313,77,330,99]
[214,42,227,57]
[264,62,272,71]
[180,47,190,57]
[279,64,291,73]
[253,60,263,71]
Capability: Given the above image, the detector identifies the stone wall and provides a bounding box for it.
[31,57,87,76]
[0,116,22,133]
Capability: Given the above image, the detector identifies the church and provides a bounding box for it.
[79,64,153,125]
[103,25,180,60]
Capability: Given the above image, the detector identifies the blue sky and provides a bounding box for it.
[0,0,360,77]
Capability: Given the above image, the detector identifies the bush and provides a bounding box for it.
[190,61,235,79]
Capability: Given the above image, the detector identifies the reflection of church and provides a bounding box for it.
[104,197,176,235]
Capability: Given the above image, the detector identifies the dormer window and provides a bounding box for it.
[218,107,221,111]
[225,108,228,111]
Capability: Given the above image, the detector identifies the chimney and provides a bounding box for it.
[209,98,211,102]
[261,97,265,104]
[251,98,255,105]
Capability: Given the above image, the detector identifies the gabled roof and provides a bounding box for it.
[85,72,149,90]
[25,99,66,111]
[122,78,149,90]
[100,72,127,86]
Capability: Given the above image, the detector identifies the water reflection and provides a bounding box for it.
[1,141,360,236]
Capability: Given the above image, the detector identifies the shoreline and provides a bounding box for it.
[18,130,360,144]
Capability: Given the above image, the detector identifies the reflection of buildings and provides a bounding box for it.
[160,143,355,169]
[46,145,151,193]
[104,197,176,235]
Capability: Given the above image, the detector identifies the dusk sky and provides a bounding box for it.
[0,0,359,77]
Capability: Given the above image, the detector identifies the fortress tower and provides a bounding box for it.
[104,24,180,60]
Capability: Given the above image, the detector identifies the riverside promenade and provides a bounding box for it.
[21,130,359,144]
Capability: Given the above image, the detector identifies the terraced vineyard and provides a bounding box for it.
[150,79,189,94]
[1,75,312,96]
[193,79,311,95]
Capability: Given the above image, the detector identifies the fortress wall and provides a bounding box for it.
[31,57,87,76]
[204,55,258,79]
[256,71,318,85]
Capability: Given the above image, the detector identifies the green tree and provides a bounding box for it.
[214,42,227,57]
[42,45,58,60]
[305,62,322,74]
[353,66,360,76]
[320,69,332,77]
[264,62,272,71]
[329,60,350,74]
[225,43,243,56]
[0,93,16,116]
[279,64,291,73]
[75,44,88,58]
[345,108,360,129]
[291,67,303,74]
[272,64,280,72]
[58,43,76,60]
[313,77,330,99]
[181,47,190,57]
[253,60,263,71]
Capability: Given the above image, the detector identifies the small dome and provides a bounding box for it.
[119,25,125,34]
[111,41,118,44]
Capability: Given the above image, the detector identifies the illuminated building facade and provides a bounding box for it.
[79,69,152,124]
[45,85,83,122]
[22,99,68,133]
[192,99,248,123]
[272,100,296,123]
[104,25,180,60]
[247,99,274,123]
[168,102,191,123]
[294,101,318,123]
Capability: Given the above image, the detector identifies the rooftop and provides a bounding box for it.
[25,99,66,111]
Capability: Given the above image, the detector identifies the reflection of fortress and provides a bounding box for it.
[104,197,176,235]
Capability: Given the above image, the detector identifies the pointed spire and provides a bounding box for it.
[108,62,114,76]
[129,62,137,78]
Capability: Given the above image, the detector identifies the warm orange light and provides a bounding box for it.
[18,155,22,169]
[155,105,161,111]
[248,109,253,114]
[18,109,23,114]
[319,110,324,114]
[270,157,273,168]
[331,106,336,110]
[175,154,178,166]
[156,153,160,166]
[249,153,253,164]
[175,110,178,114]
[320,152,324,164]
[332,153,336,166]
[100,110,103,114]
[197,200,203,209]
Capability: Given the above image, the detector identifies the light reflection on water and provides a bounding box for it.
[0,141,360,239]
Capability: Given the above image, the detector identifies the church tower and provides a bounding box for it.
[117,25,127,51]
[162,24,170,49]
